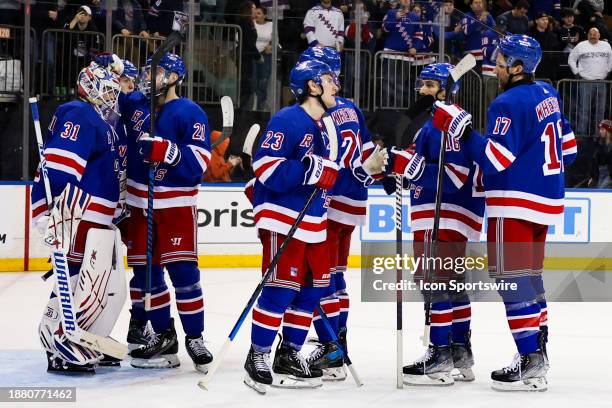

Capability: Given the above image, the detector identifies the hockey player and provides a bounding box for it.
[244,59,340,394]
[119,53,214,373]
[31,63,124,373]
[385,63,485,386]
[431,34,577,391]
[295,46,382,382]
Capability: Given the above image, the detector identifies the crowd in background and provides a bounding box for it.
[0,0,611,186]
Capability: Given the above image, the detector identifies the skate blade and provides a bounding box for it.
[403,371,455,386]
[271,374,323,389]
[244,374,268,395]
[130,354,180,369]
[194,363,210,374]
[322,366,347,382]
[491,377,548,392]
[452,367,475,382]
[128,343,145,353]
[306,337,321,346]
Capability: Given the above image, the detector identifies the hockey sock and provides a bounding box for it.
[313,272,338,343]
[429,296,453,346]
[252,286,296,353]
[531,275,548,330]
[167,262,204,337]
[129,275,146,321]
[498,277,541,354]
[450,290,471,344]
[282,287,324,351]
[134,265,171,332]
[335,269,349,329]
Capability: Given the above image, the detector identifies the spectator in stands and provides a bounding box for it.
[557,7,586,52]
[65,6,99,33]
[344,0,375,99]
[114,0,149,37]
[380,0,422,107]
[495,0,529,35]
[530,12,561,80]
[461,0,494,64]
[568,27,612,136]
[433,0,464,60]
[237,1,258,109]
[0,0,22,25]
[200,0,227,23]
[253,6,273,111]
[482,21,503,106]
[411,3,433,54]
[528,0,561,23]
[303,0,345,50]
[573,0,610,40]
[203,130,242,182]
[33,0,60,94]
[588,119,612,188]
[145,0,183,37]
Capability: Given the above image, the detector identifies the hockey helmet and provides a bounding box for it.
[121,59,138,80]
[289,59,334,100]
[493,34,542,74]
[77,63,121,121]
[138,52,186,97]
[415,62,460,93]
[298,47,342,87]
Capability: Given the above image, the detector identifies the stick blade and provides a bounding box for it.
[242,124,260,156]
[321,115,339,161]
[221,96,234,128]
[450,54,476,82]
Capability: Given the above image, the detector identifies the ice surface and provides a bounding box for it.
[1,269,610,408]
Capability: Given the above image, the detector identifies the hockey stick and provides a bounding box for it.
[422,54,476,347]
[241,124,261,171]
[210,96,235,148]
[198,115,338,390]
[29,97,128,359]
[395,172,403,389]
[315,304,364,387]
[144,13,188,311]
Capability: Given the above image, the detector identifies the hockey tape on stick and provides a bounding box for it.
[198,114,338,391]
[422,53,476,347]
[242,124,261,157]
[210,96,235,148]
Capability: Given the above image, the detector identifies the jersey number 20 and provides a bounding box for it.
[541,119,563,176]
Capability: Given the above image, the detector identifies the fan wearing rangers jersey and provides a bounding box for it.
[385,63,485,386]
[295,47,386,382]
[243,60,341,394]
[31,63,123,373]
[432,35,577,392]
[461,0,495,63]
[303,0,345,49]
[118,53,214,373]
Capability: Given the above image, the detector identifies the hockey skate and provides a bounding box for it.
[185,335,213,373]
[451,331,475,381]
[307,341,346,381]
[244,346,273,395]
[98,354,121,367]
[130,318,180,369]
[127,313,154,352]
[491,350,548,392]
[47,352,96,374]
[403,345,455,386]
[272,342,323,389]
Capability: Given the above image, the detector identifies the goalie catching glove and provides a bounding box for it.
[137,133,181,166]
[302,154,339,190]
[432,101,472,141]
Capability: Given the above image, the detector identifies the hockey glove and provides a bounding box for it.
[302,154,339,190]
[405,94,435,120]
[353,166,375,187]
[361,145,389,179]
[388,147,425,181]
[94,52,124,76]
[137,133,181,166]
[381,175,410,195]
[432,101,472,141]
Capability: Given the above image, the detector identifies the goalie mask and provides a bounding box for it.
[77,64,121,123]
[138,52,186,97]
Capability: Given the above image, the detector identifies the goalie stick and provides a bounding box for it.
[422,54,476,347]
[197,115,338,390]
[29,97,128,360]
[211,96,235,148]
[144,12,188,311]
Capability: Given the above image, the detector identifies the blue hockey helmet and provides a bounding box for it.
[138,52,185,96]
[121,59,138,80]
[493,34,542,74]
[289,59,334,99]
[415,62,462,95]
[298,47,342,86]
